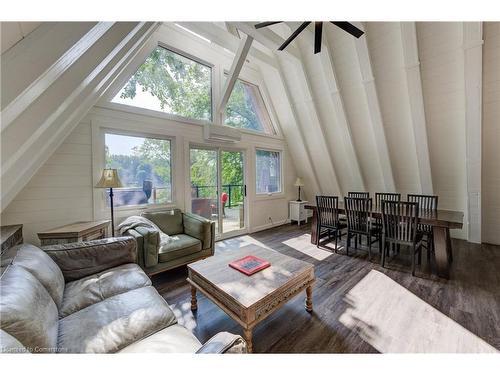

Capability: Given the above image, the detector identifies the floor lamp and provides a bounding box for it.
[95,169,123,237]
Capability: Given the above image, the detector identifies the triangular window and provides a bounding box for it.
[225,78,276,135]
[112,46,212,121]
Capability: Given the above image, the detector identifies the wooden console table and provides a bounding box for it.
[38,220,111,245]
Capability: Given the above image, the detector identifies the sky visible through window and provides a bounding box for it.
[106,133,143,155]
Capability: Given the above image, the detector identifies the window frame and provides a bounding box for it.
[254,147,283,196]
[109,42,215,124]
[101,128,176,212]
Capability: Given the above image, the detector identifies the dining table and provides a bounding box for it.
[304,203,464,279]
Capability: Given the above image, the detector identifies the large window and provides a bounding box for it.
[256,149,281,194]
[112,46,212,121]
[225,79,275,135]
[105,133,172,207]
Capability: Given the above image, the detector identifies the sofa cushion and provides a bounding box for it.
[59,263,152,318]
[0,265,59,353]
[43,237,137,282]
[143,209,183,235]
[158,234,202,263]
[2,244,65,308]
[119,325,202,353]
[57,286,177,353]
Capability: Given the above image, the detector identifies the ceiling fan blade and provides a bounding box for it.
[278,21,311,51]
[255,22,282,29]
[314,22,323,54]
[330,22,364,38]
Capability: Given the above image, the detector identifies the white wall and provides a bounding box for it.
[365,22,420,197]
[482,22,500,245]
[326,25,386,193]
[417,22,468,239]
[1,120,94,244]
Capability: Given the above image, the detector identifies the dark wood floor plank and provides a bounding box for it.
[152,224,500,353]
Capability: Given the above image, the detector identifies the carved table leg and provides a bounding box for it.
[190,286,198,311]
[243,328,253,353]
[305,285,313,312]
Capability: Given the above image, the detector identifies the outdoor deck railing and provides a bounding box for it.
[191,184,243,208]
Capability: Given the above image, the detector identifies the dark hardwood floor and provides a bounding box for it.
[152,223,500,353]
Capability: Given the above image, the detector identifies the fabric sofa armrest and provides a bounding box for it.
[42,237,137,282]
[124,227,160,268]
[195,332,247,354]
[183,212,214,251]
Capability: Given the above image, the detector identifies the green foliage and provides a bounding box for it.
[120,47,212,121]
[106,137,172,204]
[189,149,244,206]
[113,46,255,207]
[225,79,262,132]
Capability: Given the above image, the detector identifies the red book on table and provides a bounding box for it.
[229,255,271,276]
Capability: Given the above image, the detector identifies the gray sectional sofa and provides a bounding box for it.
[0,237,245,353]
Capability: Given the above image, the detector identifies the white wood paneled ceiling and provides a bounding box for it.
[1,22,42,54]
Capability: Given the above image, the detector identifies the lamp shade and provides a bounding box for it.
[95,169,123,188]
[294,177,304,187]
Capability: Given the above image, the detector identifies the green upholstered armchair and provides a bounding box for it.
[123,209,215,276]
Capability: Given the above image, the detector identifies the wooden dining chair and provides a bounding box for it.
[407,194,438,261]
[348,191,370,198]
[381,201,423,276]
[316,196,347,252]
[375,192,401,208]
[374,193,401,227]
[344,197,381,260]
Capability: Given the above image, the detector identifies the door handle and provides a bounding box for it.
[244,185,247,197]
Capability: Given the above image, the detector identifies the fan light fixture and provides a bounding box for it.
[254,21,364,54]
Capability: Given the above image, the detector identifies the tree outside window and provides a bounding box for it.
[113,46,212,121]
[256,150,281,194]
[225,78,276,135]
[105,133,172,207]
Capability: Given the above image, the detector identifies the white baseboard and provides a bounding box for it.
[250,219,290,233]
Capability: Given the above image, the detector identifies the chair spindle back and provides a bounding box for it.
[316,196,340,229]
[344,197,372,234]
[382,201,419,243]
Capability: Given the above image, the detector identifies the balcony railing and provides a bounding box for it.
[191,184,243,208]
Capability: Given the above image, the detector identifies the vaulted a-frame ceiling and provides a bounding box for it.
[1,21,499,245]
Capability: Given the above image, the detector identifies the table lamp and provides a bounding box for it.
[95,169,122,236]
[294,177,304,202]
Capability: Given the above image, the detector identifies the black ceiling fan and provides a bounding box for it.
[254,21,364,54]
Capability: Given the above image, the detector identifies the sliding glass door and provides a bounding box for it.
[190,146,246,238]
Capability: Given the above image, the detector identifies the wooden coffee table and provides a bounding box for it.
[187,244,315,353]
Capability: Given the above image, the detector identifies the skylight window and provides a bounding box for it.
[112,46,212,121]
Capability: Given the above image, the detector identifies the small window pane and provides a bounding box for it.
[256,150,281,194]
[105,133,172,207]
[112,46,212,121]
[225,79,275,135]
